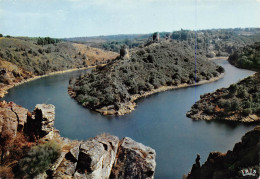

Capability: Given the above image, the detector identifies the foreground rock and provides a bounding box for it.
[110,137,156,179]
[187,72,260,123]
[186,126,260,178]
[0,101,156,178]
[70,41,224,116]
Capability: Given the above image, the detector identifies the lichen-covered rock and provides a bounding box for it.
[110,137,156,179]
[75,134,120,179]
[34,104,55,138]
[0,102,157,178]
[0,101,28,136]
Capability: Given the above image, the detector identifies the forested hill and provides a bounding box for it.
[228,42,260,71]
[69,41,224,115]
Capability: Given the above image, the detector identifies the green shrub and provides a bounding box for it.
[18,141,61,177]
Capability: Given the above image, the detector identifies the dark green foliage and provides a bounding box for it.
[36,37,61,46]
[0,34,3,37]
[188,72,260,121]
[71,41,223,110]
[228,42,260,71]
[18,141,61,177]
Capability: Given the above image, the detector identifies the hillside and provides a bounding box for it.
[186,126,260,179]
[187,72,260,123]
[0,36,118,97]
[0,37,118,75]
[228,42,260,71]
[69,41,225,115]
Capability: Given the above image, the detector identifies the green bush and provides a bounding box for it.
[18,141,61,177]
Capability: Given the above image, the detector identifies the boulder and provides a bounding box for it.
[0,101,28,136]
[75,134,120,179]
[110,137,156,179]
[34,104,55,138]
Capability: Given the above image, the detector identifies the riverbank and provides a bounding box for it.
[95,72,225,115]
[208,56,228,60]
[186,72,260,123]
[0,66,95,98]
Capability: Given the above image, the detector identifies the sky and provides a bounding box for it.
[0,0,259,38]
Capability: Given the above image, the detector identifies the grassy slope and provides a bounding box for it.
[70,41,224,115]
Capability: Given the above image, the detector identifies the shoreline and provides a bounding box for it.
[208,56,228,60]
[0,66,96,98]
[95,73,225,116]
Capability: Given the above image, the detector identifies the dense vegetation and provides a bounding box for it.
[228,42,260,71]
[0,37,117,76]
[36,37,61,46]
[0,129,61,178]
[187,72,260,123]
[18,141,61,177]
[70,41,224,114]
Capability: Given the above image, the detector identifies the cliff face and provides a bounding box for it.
[187,126,260,179]
[70,41,224,116]
[187,72,260,123]
[0,101,156,178]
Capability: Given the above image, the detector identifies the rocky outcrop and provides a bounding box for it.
[152,32,160,42]
[74,134,120,178]
[0,101,28,137]
[54,135,156,179]
[120,47,130,59]
[186,126,260,179]
[110,137,156,179]
[0,102,156,178]
[34,104,55,138]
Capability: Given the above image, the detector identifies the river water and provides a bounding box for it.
[2,59,256,178]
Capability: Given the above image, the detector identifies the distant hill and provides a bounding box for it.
[228,42,260,71]
[69,41,224,115]
[64,28,260,56]
[0,37,118,75]
[64,34,151,43]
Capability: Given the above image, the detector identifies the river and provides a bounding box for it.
[2,59,256,178]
